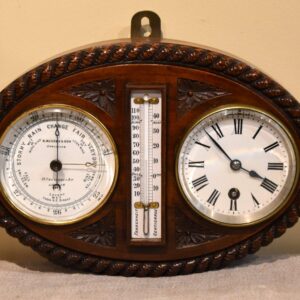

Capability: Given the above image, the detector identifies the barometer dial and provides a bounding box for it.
[0,105,118,224]
[177,107,298,226]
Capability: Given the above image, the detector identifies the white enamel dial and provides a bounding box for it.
[177,107,298,225]
[0,105,118,224]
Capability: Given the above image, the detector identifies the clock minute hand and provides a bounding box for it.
[204,129,232,161]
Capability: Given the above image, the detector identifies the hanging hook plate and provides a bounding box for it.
[131,11,162,41]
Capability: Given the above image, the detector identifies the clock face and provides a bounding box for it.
[177,107,298,226]
[0,105,118,224]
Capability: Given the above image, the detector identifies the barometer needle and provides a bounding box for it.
[53,117,61,190]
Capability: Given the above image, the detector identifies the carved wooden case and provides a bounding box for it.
[0,40,300,277]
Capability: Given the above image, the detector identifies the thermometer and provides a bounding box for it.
[131,90,162,240]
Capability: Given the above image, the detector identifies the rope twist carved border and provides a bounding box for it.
[1,43,300,124]
[0,202,299,276]
[0,42,300,276]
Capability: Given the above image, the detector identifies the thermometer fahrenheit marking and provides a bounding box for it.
[131,90,162,239]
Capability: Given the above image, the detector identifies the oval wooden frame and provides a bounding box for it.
[0,41,300,276]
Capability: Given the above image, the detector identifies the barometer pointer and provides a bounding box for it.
[52,118,61,191]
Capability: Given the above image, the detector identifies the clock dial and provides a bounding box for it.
[0,105,118,224]
[177,107,298,225]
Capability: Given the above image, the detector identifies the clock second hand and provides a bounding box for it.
[204,129,264,180]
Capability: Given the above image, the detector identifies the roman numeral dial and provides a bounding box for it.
[268,163,284,170]
[207,189,220,206]
[264,141,279,153]
[261,178,278,193]
[251,193,260,206]
[230,199,237,211]
[192,175,208,191]
[188,161,204,168]
[234,119,243,134]
[211,123,224,138]
[252,125,262,139]
[177,107,297,226]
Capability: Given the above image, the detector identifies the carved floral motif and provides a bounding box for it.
[175,210,221,249]
[64,79,115,117]
[70,211,115,247]
[177,78,230,117]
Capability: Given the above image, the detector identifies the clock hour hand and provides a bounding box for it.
[204,129,264,180]
[204,129,232,161]
[240,166,264,180]
[229,159,264,179]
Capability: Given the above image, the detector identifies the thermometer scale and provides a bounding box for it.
[130,90,162,240]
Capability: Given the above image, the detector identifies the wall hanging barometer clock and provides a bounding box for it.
[0,11,299,276]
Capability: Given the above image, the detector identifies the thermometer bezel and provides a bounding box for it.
[127,84,167,246]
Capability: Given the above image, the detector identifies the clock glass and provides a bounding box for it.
[177,106,298,226]
[0,104,118,224]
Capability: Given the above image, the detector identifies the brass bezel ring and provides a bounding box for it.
[175,104,300,227]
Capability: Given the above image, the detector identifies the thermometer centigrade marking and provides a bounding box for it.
[131,90,162,240]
